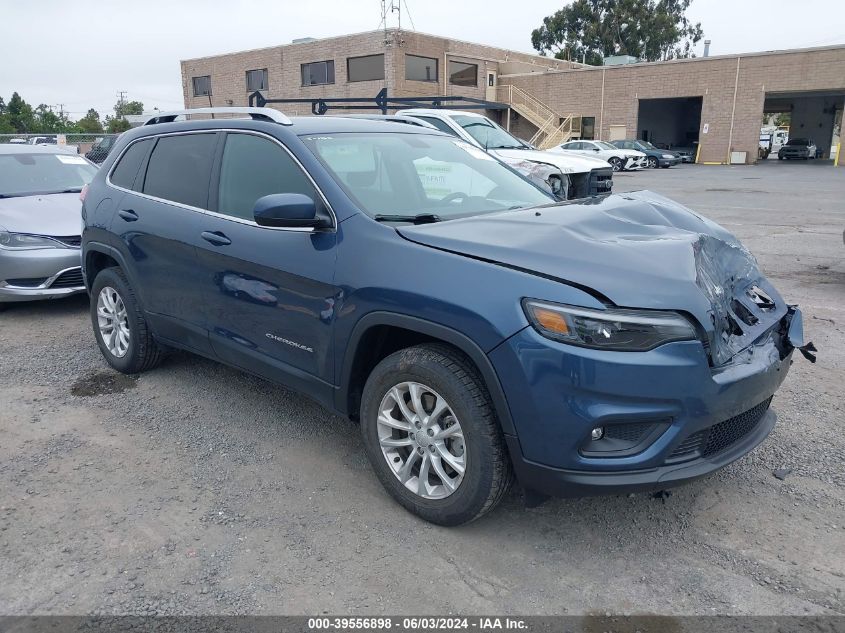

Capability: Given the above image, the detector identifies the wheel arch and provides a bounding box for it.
[337,312,516,436]
[83,242,148,310]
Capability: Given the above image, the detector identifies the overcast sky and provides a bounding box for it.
[1,0,843,121]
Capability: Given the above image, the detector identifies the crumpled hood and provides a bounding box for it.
[398,190,787,364]
[490,148,610,174]
[0,193,82,236]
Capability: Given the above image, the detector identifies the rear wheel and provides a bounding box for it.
[647,156,658,169]
[90,267,164,374]
[360,344,512,526]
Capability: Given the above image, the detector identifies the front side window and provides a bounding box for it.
[143,134,217,209]
[452,115,527,150]
[217,133,316,221]
[246,68,268,91]
[302,133,553,220]
[301,61,335,86]
[0,152,97,198]
[192,75,212,97]
[110,138,153,191]
[449,61,478,87]
[405,55,438,82]
[347,54,384,82]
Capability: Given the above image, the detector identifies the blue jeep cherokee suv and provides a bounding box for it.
[81,107,805,525]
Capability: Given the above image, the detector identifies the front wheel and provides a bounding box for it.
[647,156,658,169]
[90,267,164,374]
[360,344,512,526]
[609,157,623,171]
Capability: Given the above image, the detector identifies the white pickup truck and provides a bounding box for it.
[397,108,613,200]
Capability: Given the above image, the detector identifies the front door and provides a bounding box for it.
[486,72,497,102]
[194,131,339,392]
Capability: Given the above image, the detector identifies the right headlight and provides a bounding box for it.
[522,299,697,351]
[0,231,62,250]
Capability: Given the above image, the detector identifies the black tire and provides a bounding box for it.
[360,343,513,526]
[647,156,658,169]
[778,155,784,160]
[609,157,623,172]
[90,267,164,374]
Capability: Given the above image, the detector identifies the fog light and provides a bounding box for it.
[591,427,605,441]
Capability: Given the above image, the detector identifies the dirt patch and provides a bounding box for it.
[70,371,138,397]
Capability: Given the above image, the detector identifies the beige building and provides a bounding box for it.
[181,29,845,166]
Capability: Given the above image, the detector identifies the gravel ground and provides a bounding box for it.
[1,161,843,616]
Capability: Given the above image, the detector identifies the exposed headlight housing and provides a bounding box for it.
[0,231,62,250]
[522,299,697,351]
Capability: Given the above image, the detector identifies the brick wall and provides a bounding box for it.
[504,46,845,164]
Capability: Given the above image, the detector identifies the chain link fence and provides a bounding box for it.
[0,133,119,163]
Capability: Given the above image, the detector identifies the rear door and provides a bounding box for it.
[112,132,218,353]
[194,131,340,390]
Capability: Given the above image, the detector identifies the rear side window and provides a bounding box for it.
[412,116,457,136]
[217,133,317,221]
[143,134,217,209]
[110,139,153,191]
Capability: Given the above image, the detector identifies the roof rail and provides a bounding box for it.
[143,107,292,126]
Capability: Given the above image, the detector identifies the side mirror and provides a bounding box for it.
[253,193,328,229]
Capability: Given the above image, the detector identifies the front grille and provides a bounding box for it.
[49,268,84,289]
[589,167,613,195]
[4,277,47,288]
[51,235,81,248]
[667,397,772,463]
[604,422,654,443]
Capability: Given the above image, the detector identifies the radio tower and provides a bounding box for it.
[380,0,404,47]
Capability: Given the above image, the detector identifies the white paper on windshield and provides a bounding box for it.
[452,140,494,161]
[55,154,88,165]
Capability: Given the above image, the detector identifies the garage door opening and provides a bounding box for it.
[764,90,844,162]
[637,97,702,155]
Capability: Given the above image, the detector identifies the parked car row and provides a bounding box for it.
[2,107,804,527]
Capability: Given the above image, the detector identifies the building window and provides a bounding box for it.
[581,116,596,140]
[449,61,477,87]
[405,54,438,82]
[301,61,335,86]
[192,75,211,97]
[347,54,385,82]
[246,68,268,92]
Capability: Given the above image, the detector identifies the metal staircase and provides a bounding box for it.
[496,84,580,149]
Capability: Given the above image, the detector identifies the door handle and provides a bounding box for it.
[118,209,138,222]
[201,230,231,246]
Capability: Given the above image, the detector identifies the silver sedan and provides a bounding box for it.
[0,145,97,306]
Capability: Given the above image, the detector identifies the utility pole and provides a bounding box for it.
[116,90,127,116]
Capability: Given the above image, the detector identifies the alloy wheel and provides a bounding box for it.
[96,286,130,358]
[376,381,466,499]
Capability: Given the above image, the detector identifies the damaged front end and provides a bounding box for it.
[499,157,571,199]
[693,235,815,366]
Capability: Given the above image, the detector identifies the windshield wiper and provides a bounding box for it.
[373,213,442,224]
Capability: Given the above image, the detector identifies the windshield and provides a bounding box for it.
[302,133,554,220]
[0,153,97,198]
[636,140,657,150]
[452,115,528,150]
[595,141,618,151]
[786,138,809,146]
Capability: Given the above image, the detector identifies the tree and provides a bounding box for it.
[531,0,704,65]
[5,92,36,133]
[77,108,104,133]
[106,116,131,133]
[114,99,144,117]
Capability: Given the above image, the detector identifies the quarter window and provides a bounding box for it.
[301,61,335,86]
[217,133,317,221]
[110,138,153,191]
[192,75,212,97]
[347,54,385,82]
[143,134,217,209]
[405,55,438,82]
[449,61,478,87]
[246,68,268,91]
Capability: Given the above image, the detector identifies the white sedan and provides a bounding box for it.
[550,140,647,171]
